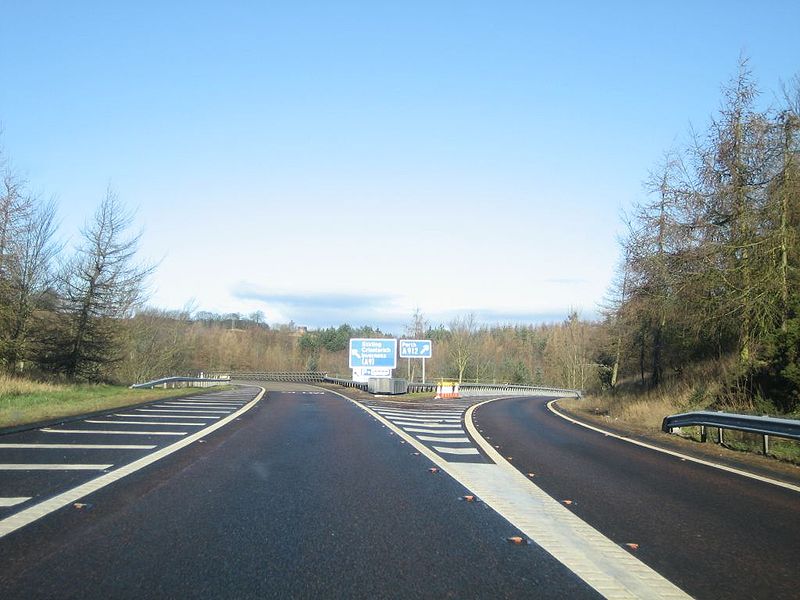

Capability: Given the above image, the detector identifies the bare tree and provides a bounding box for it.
[404,307,429,381]
[448,313,477,383]
[3,198,60,370]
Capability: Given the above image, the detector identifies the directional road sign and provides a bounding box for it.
[349,338,397,369]
[399,339,433,359]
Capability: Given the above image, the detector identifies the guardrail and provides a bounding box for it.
[130,376,231,390]
[207,371,581,398]
[662,410,800,455]
[226,372,328,382]
[457,383,581,398]
[323,376,368,391]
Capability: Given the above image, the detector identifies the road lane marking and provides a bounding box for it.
[330,388,691,600]
[384,415,461,427]
[115,414,220,419]
[401,427,465,434]
[84,420,207,426]
[375,411,461,418]
[136,409,230,414]
[416,435,471,443]
[0,464,113,470]
[547,399,800,494]
[432,446,481,455]
[0,498,30,507]
[162,400,245,404]
[41,429,187,436]
[0,387,265,539]
[0,444,156,450]
[392,421,461,428]
[158,402,244,407]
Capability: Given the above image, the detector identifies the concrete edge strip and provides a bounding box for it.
[546,399,800,494]
[464,397,690,599]
[325,389,688,600]
[0,387,265,540]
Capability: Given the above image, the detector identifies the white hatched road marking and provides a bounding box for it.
[0,464,113,470]
[0,497,31,507]
[41,429,187,436]
[402,427,465,434]
[372,407,485,461]
[0,387,265,539]
[84,420,207,426]
[0,443,156,450]
[432,446,481,455]
[136,408,231,414]
[162,400,244,404]
[393,421,461,429]
[336,391,692,599]
[381,417,463,424]
[115,414,220,419]
[417,435,470,443]
[377,411,461,418]
[158,402,244,407]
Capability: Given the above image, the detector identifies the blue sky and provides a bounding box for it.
[1,2,798,332]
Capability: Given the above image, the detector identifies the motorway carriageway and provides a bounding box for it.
[0,383,797,598]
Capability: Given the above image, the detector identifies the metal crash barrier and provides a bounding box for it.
[662,410,800,455]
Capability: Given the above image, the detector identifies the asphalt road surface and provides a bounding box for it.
[0,385,600,599]
[474,395,800,600]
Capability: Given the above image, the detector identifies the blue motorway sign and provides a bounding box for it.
[399,339,432,359]
[349,338,397,369]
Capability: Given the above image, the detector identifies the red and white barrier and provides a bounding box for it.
[435,381,461,399]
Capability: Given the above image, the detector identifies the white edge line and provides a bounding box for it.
[0,386,265,539]
[545,399,800,494]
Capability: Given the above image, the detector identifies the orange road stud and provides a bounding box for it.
[507,536,526,545]
[562,499,574,505]
[625,543,640,551]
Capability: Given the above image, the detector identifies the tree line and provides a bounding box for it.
[4,57,796,416]
[604,59,799,413]
[0,154,153,381]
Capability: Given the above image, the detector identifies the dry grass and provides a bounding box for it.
[560,380,704,432]
[559,370,800,464]
[0,376,229,429]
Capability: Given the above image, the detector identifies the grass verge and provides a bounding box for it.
[0,376,231,429]
[559,383,800,465]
